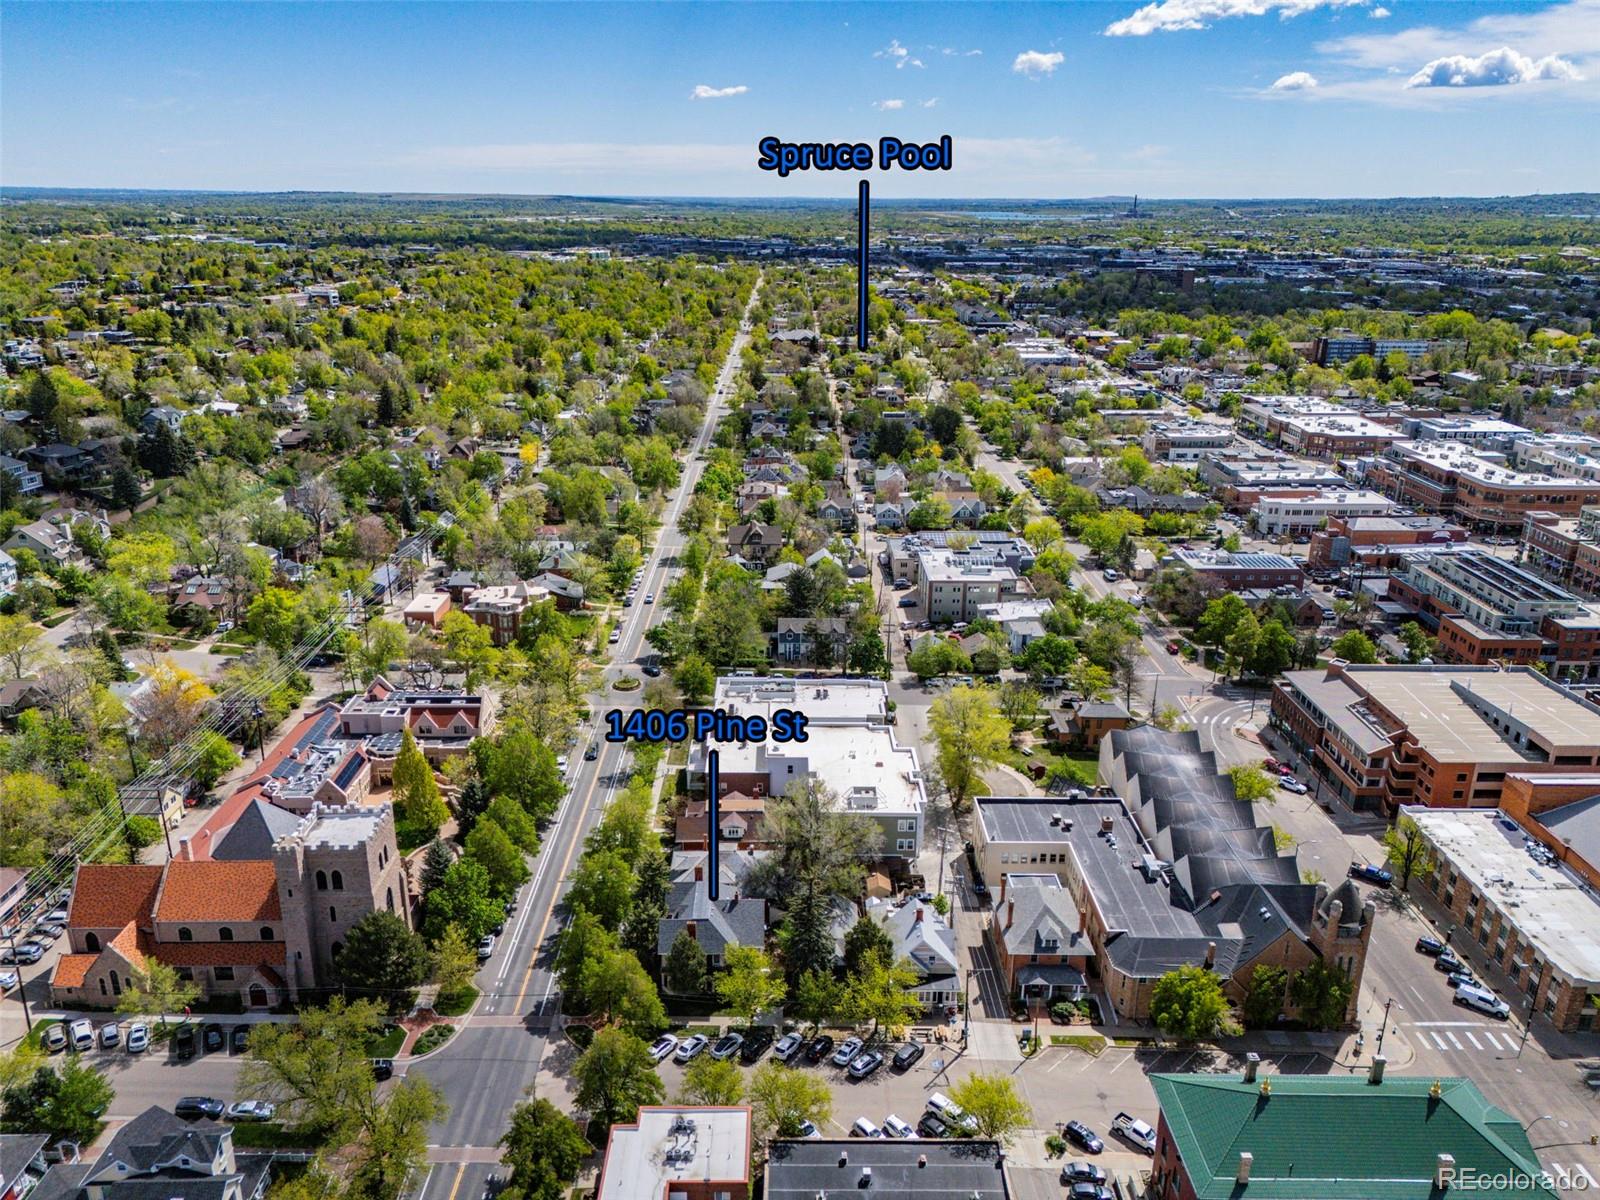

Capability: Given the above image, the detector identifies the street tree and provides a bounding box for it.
[929,686,1010,811]
[464,817,531,902]
[432,924,479,1000]
[115,960,200,1030]
[498,1098,591,1200]
[748,1059,832,1141]
[567,848,635,931]
[1383,814,1435,890]
[573,1027,665,1129]
[1227,764,1277,803]
[677,1055,744,1106]
[714,945,786,1027]
[240,997,383,1139]
[334,911,433,1016]
[347,1076,446,1200]
[947,1074,1032,1144]
[422,859,503,944]
[1290,959,1354,1030]
[392,728,448,845]
[1330,630,1378,664]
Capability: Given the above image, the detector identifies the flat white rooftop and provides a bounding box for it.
[597,1107,750,1200]
[1403,806,1600,985]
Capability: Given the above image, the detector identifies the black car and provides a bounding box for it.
[642,664,663,677]
[201,1024,225,1053]
[916,1113,950,1138]
[1435,950,1464,973]
[891,1041,925,1071]
[372,1058,394,1081]
[1063,1120,1104,1154]
[584,743,599,761]
[740,1027,775,1063]
[1062,1162,1108,1186]
[803,1035,834,1064]
[1416,935,1445,956]
[230,1026,250,1054]
[173,1024,197,1060]
[174,1096,225,1121]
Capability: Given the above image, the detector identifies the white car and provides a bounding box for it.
[774,1032,805,1062]
[126,1024,149,1054]
[674,1034,709,1063]
[882,1114,917,1139]
[831,1036,863,1067]
[1277,777,1309,795]
[68,1019,95,1052]
[649,1034,679,1063]
[99,1023,121,1049]
[0,970,17,992]
[796,1119,821,1139]
[226,1100,277,1122]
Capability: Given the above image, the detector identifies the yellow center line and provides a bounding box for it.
[444,1162,466,1200]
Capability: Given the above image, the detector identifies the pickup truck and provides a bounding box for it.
[1112,1112,1157,1154]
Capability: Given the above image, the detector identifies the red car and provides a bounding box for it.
[1165,641,1181,655]
[1262,758,1281,773]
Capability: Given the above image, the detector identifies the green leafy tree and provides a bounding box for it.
[1290,959,1355,1030]
[842,915,894,977]
[335,911,433,1016]
[567,848,635,931]
[792,970,844,1030]
[432,924,479,999]
[582,946,667,1035]
[672,655,716,705]
[464,817,531,902]
[906,638,969,681]
[347,1076,446,1200]
[842,949,922,1038]
[0,1059,114,1143]
[573,1027,664,1129]
[677,1055,744,1106]
[1330,630,1378,664]
[485,794,541,854]
[714,945,786,1027]
[115,960,200,1029]
[1150,965,1230,1039]
[423,859,503,944]
[498,1098,591,1200]
[392,728,448,844]
[1249,619,1298,678]
[1240,964,1288,1029]
[747,1059,832,1141]
[192,730,242,789]
[929,686,1010,811]
[947,1074,1033,1144]
[1227,764,1277,804]
[663,928,709,996]
[1383,814,1435,890]
[239,997,384,1139]
[1196,593,1250,647]
[1397,621,1434,663]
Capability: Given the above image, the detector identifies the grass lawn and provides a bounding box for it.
[230,1123,324,1150]
[1002,743,1098,788]
[1049,1033,1107,1055]
[22,1017,63,1051]
[368,1025,406,1058]
[434,986,478,1017]
[41,610,75,628]
[210,645,248,656]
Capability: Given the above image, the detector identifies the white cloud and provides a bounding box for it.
[1271,70,1321,89]
[921,97,940,108]
[875,38,924,68]
[875,98,906,110]
[941,46,984,56]
[1105,0,1366,37]
[1406,45,1583,87]
[689,84,748,100]
[1370,6,1390,17]
[1012,49,1065,76]
[1321,0,1600,70]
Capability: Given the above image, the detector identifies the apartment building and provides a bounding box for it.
[1511,432,1600,483]
[1400,414,1530,451]
[1312,334,1434,366]
[915,546,1027,624]
[687,677,924,859]
[1406,806,1600,1033]
[1199,456,1349,512]
[882,531,1036,587]
[462,579,553,645]
[1251,489,1394,536]
[1270,663,1600,815]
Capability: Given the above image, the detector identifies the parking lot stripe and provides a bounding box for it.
[1432,1033,1449,1050]
[1446,1032,1463,1049]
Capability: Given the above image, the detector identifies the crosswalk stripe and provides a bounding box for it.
[1465,1032,1482,1049]
[1447,1032,1463,1049]
[1573,1164,1598,1188]
[1484,1031,1504,1050]
[1432,1032,1449,1050]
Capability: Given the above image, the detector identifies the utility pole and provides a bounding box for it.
[3,926,34,1032]
[1374,996,1397,1056]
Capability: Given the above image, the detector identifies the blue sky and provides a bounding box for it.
[3,0,1598,198]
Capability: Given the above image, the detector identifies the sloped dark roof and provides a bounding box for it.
[211,799,302,861]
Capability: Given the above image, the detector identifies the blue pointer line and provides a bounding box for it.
[707,748,720,900]
[857,180,870,351]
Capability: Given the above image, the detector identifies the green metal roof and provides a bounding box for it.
[1150,1074,1557,1199]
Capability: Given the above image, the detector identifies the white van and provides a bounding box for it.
[1454,984,1510,1020]
[68,1019,95,1052]
[851,1117,883,1138]
[926,1092,976,1133]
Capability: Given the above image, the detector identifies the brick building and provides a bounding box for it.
[1307,513,1467,571]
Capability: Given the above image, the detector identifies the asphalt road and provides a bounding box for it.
[405,274,765,1197]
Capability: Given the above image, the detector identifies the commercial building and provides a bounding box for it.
[595,1107,751,1200]
[1307,513,1467,571]
[1511,433,1600,484]
[1404,806,1600,1034]
[1383,548,1600,675]
[1161,549,1304,591]
[882,531,1035,586]
[1400,414,1531,451]
[1499,771,1600,892]
[1142,421,1234,463]
[688,677,924,859]
[1251,489,1394,537]
[973,728,1371,1023]
[766,1139,1011,1200]
[1312,334,1435,365]
[1370,441,1600,531]
[1521,507,1600,596]
[1236,396,1406,460]
[1271,663,1600,814]
[1148,1071,1556,1200]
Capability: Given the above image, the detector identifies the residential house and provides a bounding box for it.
[1048,700,1133,750]
[0,455,43,496]
[988,875,1093,1005]
[0,1134,48,1200]
[674,794,766,851]
[401,591,451,630]
[863,896,959,1011]
[725,523,785,567]
[463,580,552,645]
[657,850,768,976]
[139,405,186,435]
[0,551,15,598]
[20,444,93,483]
[772,617,851,665]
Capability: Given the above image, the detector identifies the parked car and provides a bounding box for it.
[1455,984,1511,1020]
[1166,641,1181,655]
[202,1024,225,1054]
[174,1096,226,1121]
[881,1113,916,1138]
[1348,863,1393,888]
[1447,970,1478,990]
[1277,777,1309,795]
[0,970,17,992]
[1063,1120,1104,1154]
[774,1032,805,1062]
[30,923,62,941]
[893,578,910,589]
[916,1113,950,1138]
[2,942,43,965]
[476,934,495,962]
[1112,1112,1157,1154]
[1062,1162,1108,1186]
[99,1023,120,1049]
[898,596,917,608]
[608,628,621,644]
[232,1026,251,1054]
[1435,949,1464,973]
[710,1033,744,1061]
[796,1120,821,1139]
[371,1059,394,1081]
[847,1050,884,1079]
[43,1025,68,1054]
[649,1034,679,1063]
[69,1019,95,1052]
[1416,936,1446,957]
[740,1027,775,1063]
[1101,569,1120,582]
[1262,758,1282,772]
[173,1024,196,1060]
[126,1024,149,1054]
[804,1034,835,1063]
[674,1034,709,1063]
[891,1041,925,1071]
[831,1037,864,1067]
[226,1101,276,1123]
[1068,1185,1114,1200]
[851,1117,883,1138]
[926,1092,978,1134]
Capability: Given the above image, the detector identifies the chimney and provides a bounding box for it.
[1236,1152,1253,1186]
[914,908,924,923]
[176,837,192,863]
[1078,907,1088,935]
[1100,815,1114,833]
[685,921,697,941]
[1436,1153,1456,1190]
[999,875,1007,905]
[1368,1055,1387,1085]
[694,865,703,881]
[1006,899,1015,930]
[1243,1052,1260,1083]
[1205,941,1217,969]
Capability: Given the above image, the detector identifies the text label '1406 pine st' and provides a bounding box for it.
[604,707,810,744]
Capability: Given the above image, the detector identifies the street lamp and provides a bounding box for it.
[1374,997,1400,1057]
